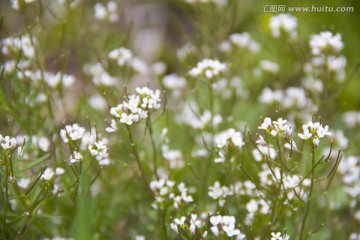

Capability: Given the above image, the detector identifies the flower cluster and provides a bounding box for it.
[259,60,280,74]
[343,111,360,128]
[83,63,118,86]
[94,1,119,22]
[88,139,110,166]
[252,140,277,162]
[41,167,64,182]
[271,232,290,240]
[108,47,133,66]
[0,135,17,150]
[1,34,36,59]
[60,124,86,143]
[269,14,297,39]
[208,181,233,206]
[305,31,346,83]
[107,87,161,129]
[310,31,343,56]
[298,121,331,146]
[214,128,244,163]
[170,214,206,237]
[25,71,75,88]
[161,145,185,169]
[149,179,194,209]
[258,117,293,138]
[214,128,244,148]
[189,59,227,79]
[162,74,187,90]
[338,156,360,198]
[210,215,245,239]
[259,87,317,118]
[219,32,260,53]
[60,124,110,165]
[177,102,223,130]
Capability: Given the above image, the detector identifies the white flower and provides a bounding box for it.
[258,117,292,138]
[60,124,86,143]
[259,117,272,130]
[246,199,258,213]
[214,128,244,149]
[298,121,331,146]
[229,32,260,52]
[38,137,50,152]
[343,111,360,128]
[94,1,119,22]
[108,47,133,66]
[189,59,227,79]
[208,181,233,206]
[271,232,290,240]
[170,223,179,234]
[310,31,343,55]
[252,145,277,161]
[88,94,107,111]
[1,136,17,149]
[269,14,297,39]
[88,140,110,165]
[1,34,36,59]
[163,74,187,90]
[134,235,145,240]
[210,215,243,238]
[260,60,280,74]
[106,119,118,133]
[70,151,83,163]
[108,88,161,128]
[120,113,134,125]
[41,168,55,181]
[177,43,196,60]
[174,216,186,225]
[55,168,65,175]
[162,146,185,169]
[17,178,31,189]
[189,214,200,234]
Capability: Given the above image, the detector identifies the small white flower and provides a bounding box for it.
[189,59,227,79]
[41,168,55,181]
[60,124,86,143]
[170,223,179,234]
[1,136,17,149]
[229,32,260,52]
[70,151,83,163]
[17,178,31,189]
[269,14,297,39]
[260,60,280,74]
[310,31,343,55]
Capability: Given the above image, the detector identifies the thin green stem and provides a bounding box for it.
[126,126,152,197]
[147,116,159,179]
[299,147,316,240]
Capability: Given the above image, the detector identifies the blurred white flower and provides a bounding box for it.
[310,31,343,55]
[17,178,31,189]
[41,168,55,181]
[1,136,17,150]
[269,14,297,39]
[94,1,119,22]
[189,59,227,79]
[230,32,261,52]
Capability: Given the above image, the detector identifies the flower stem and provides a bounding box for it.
[299,147,316,240]
[126,126,152,197]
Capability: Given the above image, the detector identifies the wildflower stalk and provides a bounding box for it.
[299,146,316,240]
[125,126,151,196]
[146,116,159,179]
